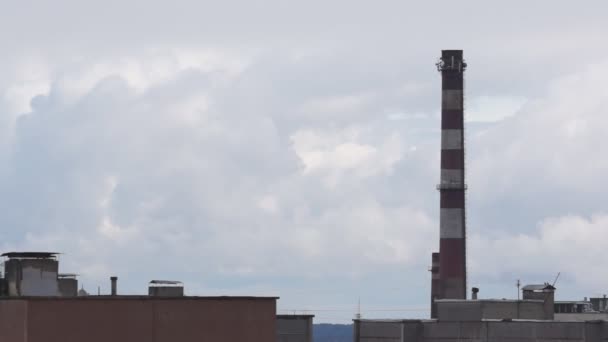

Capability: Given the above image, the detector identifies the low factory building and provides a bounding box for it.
[354,278,604,340]
[0,296,277,342]
[0,252,278,342]
[554,300,608,322]
[433,284,555,322]
[0,252,80,297]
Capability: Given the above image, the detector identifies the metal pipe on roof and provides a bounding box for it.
[472,287,479,300]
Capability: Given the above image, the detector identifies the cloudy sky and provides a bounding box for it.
[1,0,608,322]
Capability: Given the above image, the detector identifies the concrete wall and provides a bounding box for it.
[58,278,78,297]
[591,298,608,312]
[0,297,276,342]
[0,278,7,296]
[523,289,555,320]
[556,313,608,322]
[437,301,482,321]
[436,300,547,321]
[354,319,608,342]
[0,300,27,342]
[356,320,406,342]
[148,286,184,297]
[276,315,314,342]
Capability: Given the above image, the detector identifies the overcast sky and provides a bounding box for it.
[1,0,607,322]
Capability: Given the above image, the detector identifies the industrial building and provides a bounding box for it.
[0,252,278,342]
[277,314,314,342]
[555,297,608,321]
[353,50,608,341]
[354,319,608,342]
[0,296,278,342]
[1,252,77,297]
[434,49,468,307]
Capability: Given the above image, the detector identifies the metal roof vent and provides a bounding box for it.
[148,280,184,297]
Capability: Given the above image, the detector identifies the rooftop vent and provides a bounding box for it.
[148,280,184,297]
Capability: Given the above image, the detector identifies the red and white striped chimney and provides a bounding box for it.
[436,50,467,300]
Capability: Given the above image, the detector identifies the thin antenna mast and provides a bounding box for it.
[552,272,561,287]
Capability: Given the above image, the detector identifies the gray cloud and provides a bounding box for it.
[0,55,435,309]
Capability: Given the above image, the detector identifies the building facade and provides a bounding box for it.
[0,296,277,342]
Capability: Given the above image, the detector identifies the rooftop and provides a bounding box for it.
[0,295,279,301]
[277,314,315,319]
[355,318,596,324]
[555,301,590,304]
[149,280,183,286]
[355,318,436,323]
[435,299,544,303]
[1,252,59,259]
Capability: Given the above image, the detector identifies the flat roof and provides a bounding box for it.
[354,319,436,323]
[149,280,183,285]
[435,299,544,303]
[555,312,606,315]
[1,252,59,258]
[0,295,279,301]
[277,314,315,319]
[355,318,596,324]
[555,301,590,304]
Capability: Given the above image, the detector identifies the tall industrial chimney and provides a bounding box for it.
[436,50,467,300]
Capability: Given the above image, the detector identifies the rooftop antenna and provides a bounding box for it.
[552,272,561,287]
[355,298,361,320]
[516,279,521,300]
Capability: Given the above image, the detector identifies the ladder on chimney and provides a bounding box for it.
[463,69,469,298]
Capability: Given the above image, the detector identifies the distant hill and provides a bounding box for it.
[313,324,352,342]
